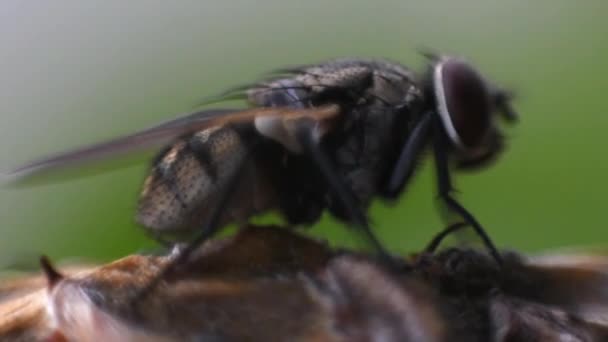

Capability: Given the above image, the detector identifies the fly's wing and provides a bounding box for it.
[4,105,340,185]
[2,108,252,184]
[516,252,608,326]
[489,294,608,342]
[482,253,608,341]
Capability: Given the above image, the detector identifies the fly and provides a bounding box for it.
[5,53,518,267]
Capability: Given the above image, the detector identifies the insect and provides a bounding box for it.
[6,53,517,264]
[3,225,608,341]
[413,246,608,341]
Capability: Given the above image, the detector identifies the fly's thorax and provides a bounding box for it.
[330,106,413,208]
[248,59,419,109]
[247,66,374,109]
[246,59,424,213]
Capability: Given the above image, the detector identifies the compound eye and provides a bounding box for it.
[433,58,492,149]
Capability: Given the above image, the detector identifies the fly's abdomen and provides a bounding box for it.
[136,126,250,234]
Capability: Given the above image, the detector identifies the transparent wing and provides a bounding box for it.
[2,108,230,182]
[522,252,608,325]
[3,105,340,184]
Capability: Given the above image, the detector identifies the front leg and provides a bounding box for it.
[292,116,391,261]
[382,110,433,198]
[432,116,503,265]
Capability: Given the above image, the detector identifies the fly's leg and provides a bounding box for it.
[423,222,469,254]
[293,117,392,263]
[432,116,503,265]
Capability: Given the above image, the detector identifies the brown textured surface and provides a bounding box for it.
[3,226,608,341]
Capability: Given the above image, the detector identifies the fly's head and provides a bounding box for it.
[425,54,518,169]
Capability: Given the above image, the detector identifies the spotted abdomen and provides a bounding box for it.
[136,126,275,236]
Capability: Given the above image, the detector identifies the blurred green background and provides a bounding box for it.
[1,1,607,266]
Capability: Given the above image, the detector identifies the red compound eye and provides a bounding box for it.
[433,58,492,150]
